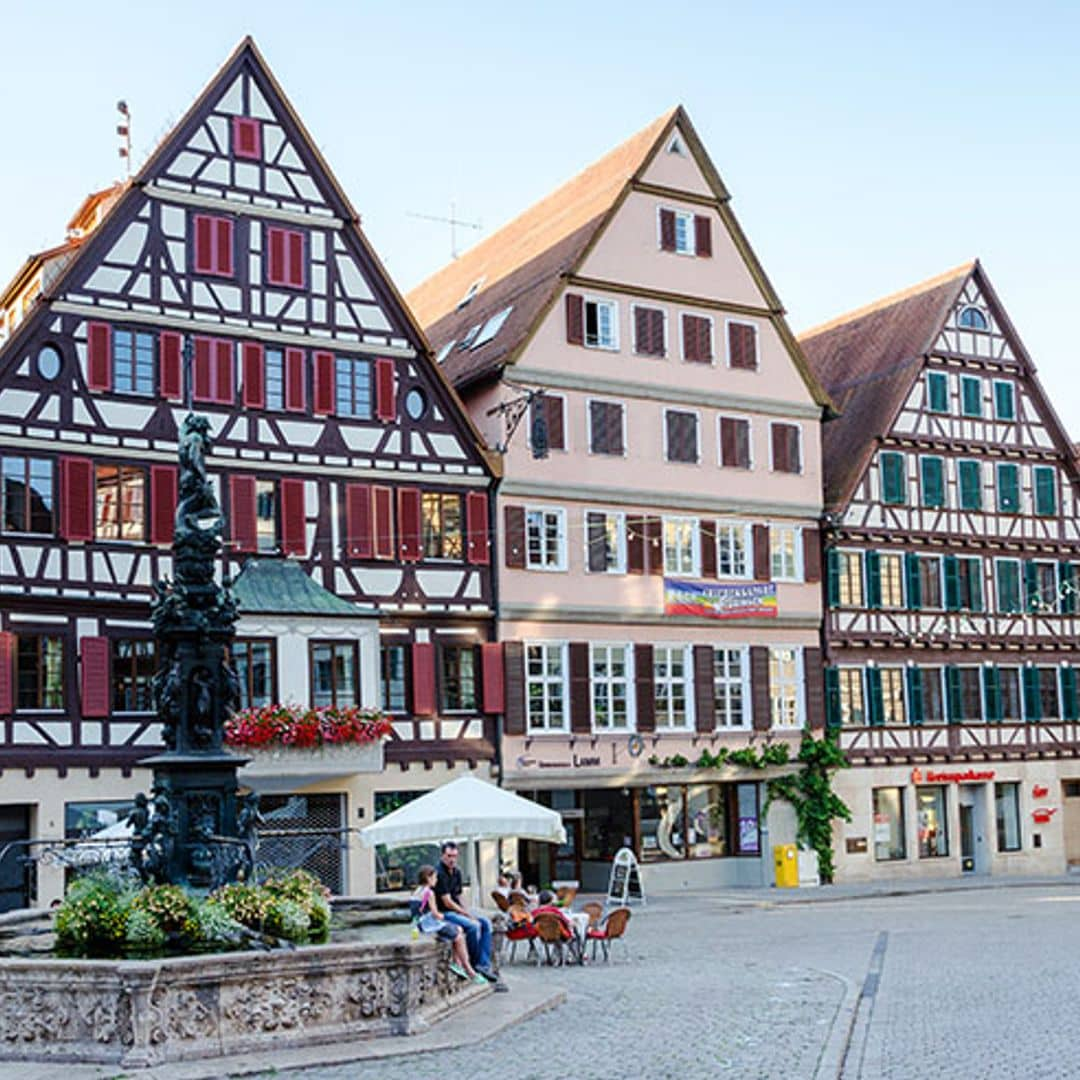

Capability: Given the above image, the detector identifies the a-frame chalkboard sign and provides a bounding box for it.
[606,847,646,907]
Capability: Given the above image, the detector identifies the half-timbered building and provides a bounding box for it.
[408,108,832,891]
[801,261,1080,881]
[0,39,498,905]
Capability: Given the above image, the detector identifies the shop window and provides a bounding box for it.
[380,644,409,714]
[310,641,358,708]
[735,783,760,854]
[837,551,863,606]
[769,647,802,729]
[231,640,275,710]
[654,645,692,729]
[686,785,727,857]
[525,643,567,732]
[16,634,65,711]
[590,644,632,730]
[713,648,747,728]
[639,785,684,862]
[838,668,865,726]
[422,493,463,559]
[440,644,478,713]
[585,510,626,574]
[112,639,155,713]
[872,787,906,861]
[995,782,1021,852]
[917,786,949,858]
[95,464,145,541]
[1,456,53,535]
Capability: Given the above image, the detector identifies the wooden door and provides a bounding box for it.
[1063,781,1080,867]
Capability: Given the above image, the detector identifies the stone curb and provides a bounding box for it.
[811,967,860,1080]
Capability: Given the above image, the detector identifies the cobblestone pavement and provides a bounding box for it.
[269,883,1080,1080]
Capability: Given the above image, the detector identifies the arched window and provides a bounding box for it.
[958,306,989,330]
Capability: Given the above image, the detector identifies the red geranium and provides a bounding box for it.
[224,704,392,750]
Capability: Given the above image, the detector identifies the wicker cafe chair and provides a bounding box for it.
[555,884,578,907]
[505,904,538,964]
[587,907,631,962]
[533,911,575,967]
[491,890,511,913]
[582,901,604,929]
[509,890,531,908]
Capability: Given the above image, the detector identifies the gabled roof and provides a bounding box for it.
[233,558,374,616]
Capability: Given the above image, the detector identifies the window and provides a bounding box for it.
[770,423,802,474]
[1031,561,1058,614]
[310,642,358,708]
[266,226,306,289]
[591,644,632,730]
[681,314,713,363]
[526,507,566,571]
[1034,466,1057,516]
[335,356,372,419]
[770,525,801,581]
[16,635,64,711]
[193,213,234,277]
[265,348,285,410]
[112,329,154,395]
[880,452,906,505]
[996,559,1022,613]
[873,787,906,861]
[727,321,757,370]
[960,375,983,417]
[654,645,692,729]
[955,667,982,722]
[380,644,409,714]
[958,460,982,510]
[584,298,618,349]
[472,306,512,349]
[1,456,53,534]
[922,668,945,724]
[958,306,989,330]
[657,208,703,256]
[956,557,984,611]
[632,305,666,357]
[585,510,626,573]
[673,210,695,254]
[232,116,261,159]
[993,380,1015,421]
[526,643,567,732]
[920,456,945,508]
[663,516,699,577]
[255,479,276,553]
[769,647,802,728]
[1038,666,1060,719]
[999,666,1023,721]
[714,648,747,727]
[665,410,699,464]
[919,556,942,609]
[995,782,1021,851]
[718,416,751,469]
[917,787,949,858]
[440,645,477,712]
[837,551,863,606]
[112,639,155,712]
[926,370,949,413]
[588,401,625,456]
[838,668,865,725]
[530,394,565,453]
[232,640,275,710]
[421,493,463,559]
[879,553,904,607]
[716,523,750,579]
[95,465,144,541]
[880,667,906,724]
[996,463,1020,513]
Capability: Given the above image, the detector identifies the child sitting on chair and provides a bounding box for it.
[412,866,487,985]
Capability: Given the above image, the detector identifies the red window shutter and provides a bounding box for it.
[481,641,505,714]
[753,524,770,581]
[659,209,676,251]
[268,227,285,285]
[0,632,12,716]
[60,457,94,541]
[215,218,234,276]
[411,642,436,716]
[150,465,178,546]
[194,215,214,274]
[565,293,584,346]
[803,528,822,583]
[466,491,490,565]
[503,642,525,734]
[280,478,306,556]
[345,483,373,559]
[230,475,257,554]
[80,636,111,719]
[282,348,305,413]
[373,486,394,559]
[232,116,262,160]
[694,214,712,257]
[398,487,422,562]
[215,339,234,404]
[242,343,265,409]
[287,231,305,288]
[375,358,396,422]
[193,337,212,401]
[87,322,112,392]
[313,350,335,415]
[159,331,183,400]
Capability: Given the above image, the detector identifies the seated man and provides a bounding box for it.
[435,841,495,980]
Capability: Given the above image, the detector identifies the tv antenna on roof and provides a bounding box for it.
[117,100,131,178]
[406,202,482,260]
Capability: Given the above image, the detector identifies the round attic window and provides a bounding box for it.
[958,306,989,331]
[37,344,62,380]
[405,387,427,421]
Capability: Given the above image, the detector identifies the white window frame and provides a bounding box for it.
[583,295,619,351]
[678,310,716,364]
[770,524,803,582]
[878,551,906,609]
[662,515,700,578]
[654,644,695,730]
[585,397,628,458]
[768,420,803,475]
[524,641,569,733]
[716,413,754,470]
[837,666,866,726]
[769,646,804,730]
[589,643,635,732]
[658,206,697,256]
[837,548,864,607]
[629,302,668,359]
[724,317,759,370]
[524,506,567,572]
[714,646,749,729]
[879,666,907,726]
[583,508,627,574]
[662,407,701,465]
[716,521,751,580]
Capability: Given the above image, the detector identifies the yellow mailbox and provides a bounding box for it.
[773,843,799,888]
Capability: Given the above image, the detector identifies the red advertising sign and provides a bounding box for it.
[911,767,994,784]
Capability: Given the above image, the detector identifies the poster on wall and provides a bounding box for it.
[738,816,760,854]
[664,579,778,619]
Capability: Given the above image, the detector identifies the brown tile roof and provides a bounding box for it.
[799,263,973,510]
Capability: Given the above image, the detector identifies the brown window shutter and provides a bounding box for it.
[720,417,737,467]
[546,395,565,450]
[504,504,526,569]
[734,419,750,468]
[587,512,608,573]
[700,519,717,579]
[503,642,526,735]
[565,293,584,345]
[635,644,655,731]
[649,309,665,356]
[645,516,663,576]
[0,632,13,717]
[694,215,712,257]
[570,643,591,733]
[682,315,698,362]
[803,528,822,583]
[771,424,787,473]
[634,306,649,354]
[627,515,645,575]
[804,647,824,730]
[729,323,757,370]
[699,317,713,361]
[753,524,770,581]
[659,209,676,252]
[693,645,715,733]
[750,646,770,731]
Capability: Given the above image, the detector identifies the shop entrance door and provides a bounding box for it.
[0,806,31,912]
[1062,781,1080,868]
[958,785,987,874]
[554,812,583,884]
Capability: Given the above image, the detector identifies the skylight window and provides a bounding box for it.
[459,324,482,349]
[435,341,455,364]
[456,277,486,310]
[471,306,513,349]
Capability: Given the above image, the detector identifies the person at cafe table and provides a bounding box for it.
[435,841,495,981]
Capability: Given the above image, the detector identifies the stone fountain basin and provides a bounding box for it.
[0,937,488,1068]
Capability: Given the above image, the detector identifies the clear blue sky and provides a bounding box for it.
[3,1,1078,428]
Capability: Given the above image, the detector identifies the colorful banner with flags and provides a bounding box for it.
[664,578,778,619]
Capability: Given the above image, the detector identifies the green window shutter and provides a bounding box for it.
[1061,563,1077,614]
[983,666,1002,723]
[865,550,882,608]
[826,548,841,608]
[1022,666,1041,722]
[961,376,983,417]
[997,463,1020,513]
[920,457,945,508]
[1062,666,1078,722]
[958,460,982,511]
[969,558,985,612]
[906,666,924,726]
[994,381,1015,421]
[825,667,841,728]
[945,665,962,724]
[866,667,884,727]
[1034,467,1056,516]
[1024,560,1039,613]
[944,555,961,611]
[880,452,906,505]
[904,552,922,610]
[927,371,948,413]
[996,560,1020,613]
